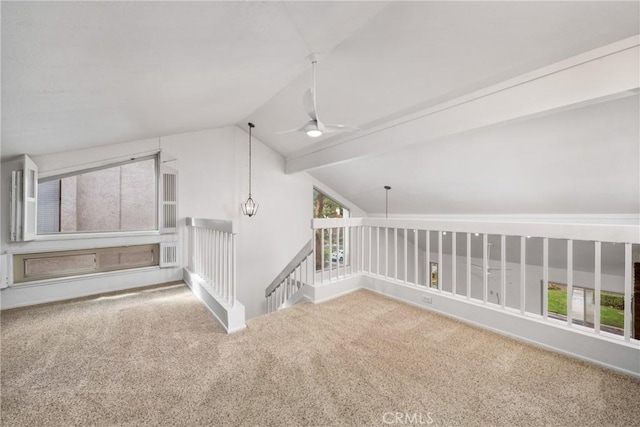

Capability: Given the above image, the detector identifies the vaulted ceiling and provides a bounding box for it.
[2,1,639,215]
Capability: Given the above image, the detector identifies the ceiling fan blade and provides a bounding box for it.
[303,89,318,121]
[322,124,359,133]
[275,125,306,135]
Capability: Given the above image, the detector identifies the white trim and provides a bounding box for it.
[366,213,640,225]
[363,282,640,380]
[183,268,246,334]
[362,275,640,378]
[37,149,161,180]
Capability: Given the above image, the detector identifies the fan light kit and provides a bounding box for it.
[278,54,359,138]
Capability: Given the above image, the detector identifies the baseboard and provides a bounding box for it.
[183,268,246,334]
[309,275,364,304]
[362,275,640,379]
[0,267,182,310]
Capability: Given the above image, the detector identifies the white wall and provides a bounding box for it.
[0,138,182,308]
[0,125,365,315]
[161,126,364,319]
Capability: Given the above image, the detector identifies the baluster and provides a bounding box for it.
[482,234,487,302]
[520,236,526,315]
[594,241,601,334]
[414,229,418,286]
[439,231,443,292]
[466,233,471,299]
[543,238,549,318]
[394,228,399,281]
[385,227,389,277]
[426,230,430,287]
[368,226,372,274]
[567,240,573,326]
[321,228,325,284]
[624,243,632,341]
[329,227,333,281]
[501,234,506,309]
[452,232,456,294]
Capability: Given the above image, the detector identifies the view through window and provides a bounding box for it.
[547,282,624,336]
[314,189,349,271]
[37,157,157,234]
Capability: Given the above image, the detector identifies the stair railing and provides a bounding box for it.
[265,239,313,313]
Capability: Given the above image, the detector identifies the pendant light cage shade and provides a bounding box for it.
[242,122,259,217]
[242,197,259,217]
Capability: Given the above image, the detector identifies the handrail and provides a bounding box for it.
[312,217,640,244]
[265,239,313,297]
[186,217,238,234]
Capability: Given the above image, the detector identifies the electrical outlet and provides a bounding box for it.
[421,296,432,304]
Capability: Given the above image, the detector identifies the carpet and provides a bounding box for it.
[2,283,639,426]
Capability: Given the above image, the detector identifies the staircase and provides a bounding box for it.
[265,240,313,313]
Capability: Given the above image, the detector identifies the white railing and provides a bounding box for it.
[186,217,237,306]
[312,217,639,344]
[265,240,313,313]
[311,218,365,286]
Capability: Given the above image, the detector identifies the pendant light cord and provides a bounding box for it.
[384,185,391,218]
[248,123,255,198]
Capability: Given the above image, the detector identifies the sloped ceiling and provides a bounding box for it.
[2,1,639,216]
[309,95,640,215]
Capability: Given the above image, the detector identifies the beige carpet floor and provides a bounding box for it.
[2,283,640,427]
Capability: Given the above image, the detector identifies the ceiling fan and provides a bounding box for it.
[278,54,359,138]
[471,243,511,275]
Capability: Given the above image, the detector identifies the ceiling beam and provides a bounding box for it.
[286,36,640,174]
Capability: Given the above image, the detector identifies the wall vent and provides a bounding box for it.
[160,242,179,268]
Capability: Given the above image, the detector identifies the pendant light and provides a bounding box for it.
[241,123,259,217]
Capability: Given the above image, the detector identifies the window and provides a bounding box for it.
[37,157,157,234]
[313,189,350,271]
[430,262,438,288]
[547,282,624,336]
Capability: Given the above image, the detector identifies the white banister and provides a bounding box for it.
[309,217,639,346]
[264,239,314,313]
[185,217,238,307]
